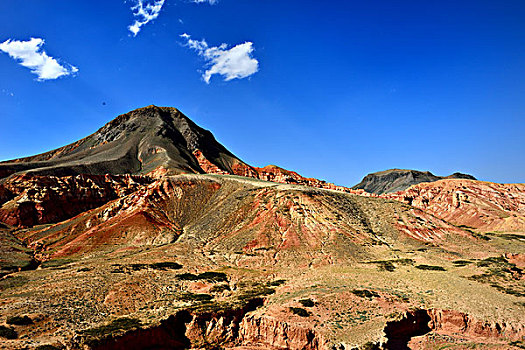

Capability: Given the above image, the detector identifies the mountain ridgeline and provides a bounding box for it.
[0,105,254,180]
[352,169,476,194]
[1,105,475,196]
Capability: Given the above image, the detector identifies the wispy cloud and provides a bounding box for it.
[1,89,14,97]
[0,38,78,81]
[128,0,165,36]
[180,33,259,84]
[191,0,218,4]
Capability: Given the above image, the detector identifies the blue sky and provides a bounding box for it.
[0,0,524,185]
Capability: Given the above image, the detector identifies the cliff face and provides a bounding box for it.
[353,169,476,194]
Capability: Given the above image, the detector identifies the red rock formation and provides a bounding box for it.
[238,314,325,349]
[251,165,372,196]
[428,309,525,342]
[22,177,221,259]
[384,179,525,232]
[0,173,152,227]
[193,149,229,175]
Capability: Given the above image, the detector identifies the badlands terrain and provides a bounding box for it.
[0,106,524,349]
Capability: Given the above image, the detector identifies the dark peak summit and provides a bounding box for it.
[0,106,252,179]
[353,168,476,194]
[446,172,476,180]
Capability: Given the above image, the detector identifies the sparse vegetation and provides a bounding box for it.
[298,298,316,307]
[6,315,33,325]
[81,317,142,338]
[351,289,380,299]
[415,264,446,271]
[267,279,286,286]
[41,259,73,269]
[468,256,524,297]
[176,271,227,282]
[35,345,61,350]
[0,275,28,289]
[111,262,183,273]
[289,307,311,317]
[178,292,213,302]
[0,325,17,339]
[492,233,525,241]
[210,283,230,293]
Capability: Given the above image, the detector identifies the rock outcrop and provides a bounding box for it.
[0,173,152,227]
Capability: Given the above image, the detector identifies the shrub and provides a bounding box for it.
[197,272,227,282]
[289,307,311,317]
[267,279,286,286]
[237,285,275,300]
[176,271,227,282]
[178,292,213,302]
[150,262,182,270]
[6,315,33,325]
[377,261,396,272]
[0,325,17,339]
[81,318,142,338]
[210,283,230,293]
[298,298,315,307]
[351,289,380,299]
[415,264,446,271]
[35,345,61,350]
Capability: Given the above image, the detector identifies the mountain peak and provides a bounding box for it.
[0,106,252,179]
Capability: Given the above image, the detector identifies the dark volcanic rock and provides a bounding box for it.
[0,106,254,179]
[352,169,476,194]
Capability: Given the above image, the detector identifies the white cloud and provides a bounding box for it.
[128,0,165,36]
[181,33,259,84]
[191,0,218,4]
[0,38,78,81]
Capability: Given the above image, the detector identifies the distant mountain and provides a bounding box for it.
[0,105,257,179]
[352,168,476,194]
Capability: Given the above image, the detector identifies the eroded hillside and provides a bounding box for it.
[0,174,524,349]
